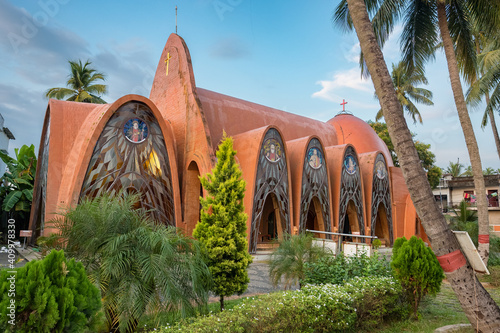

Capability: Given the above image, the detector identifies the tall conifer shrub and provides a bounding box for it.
[391,236,444,318]
[193,135,252,311]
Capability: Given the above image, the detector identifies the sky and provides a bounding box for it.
[0,0,498,170]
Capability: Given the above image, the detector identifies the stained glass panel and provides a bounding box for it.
[249,128,290,253]
[338,146,364,239]
[370,153,393,244]
[299,139,331,237]
[80,102,175,226]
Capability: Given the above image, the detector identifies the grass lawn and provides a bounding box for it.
[362,280,500,333]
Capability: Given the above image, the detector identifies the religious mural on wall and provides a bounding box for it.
[299,139,331,236]
[338,146,365,239]
[249,128,291,253]
[370,153,393,244]
[80,102,175,226]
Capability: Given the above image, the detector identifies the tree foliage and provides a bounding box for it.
[391,236,444,319]
[43,193,211,332]
[0,250,102,332]
[193,135,252,311]
[375,61,434,124]
[45,60,107,104]
[368,121,441,187]
[0,144,37,215]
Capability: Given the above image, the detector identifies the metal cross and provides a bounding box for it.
[340,99,347,111]
[164,52,172,76]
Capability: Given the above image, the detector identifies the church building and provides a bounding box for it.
[29,34,425,252]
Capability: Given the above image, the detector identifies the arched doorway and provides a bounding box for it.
[342,200,360,242]
[185,161,201,236]
[258,193,282,243]
[374,204,390,246]
[305,197,326,239]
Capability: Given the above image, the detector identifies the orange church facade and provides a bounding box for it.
[29,34,424,252]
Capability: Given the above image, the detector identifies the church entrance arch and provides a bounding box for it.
[370,153,393,245]
[338,146,364,242]
[305,197,326,239]
[299,138,331,238]
[249,128,291,253]
[374,204,390,245]
[258,193,282,243]
[185,161,201,236]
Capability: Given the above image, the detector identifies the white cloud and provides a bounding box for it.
[312,67,374,102]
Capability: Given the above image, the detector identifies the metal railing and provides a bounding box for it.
[305,229,378,254]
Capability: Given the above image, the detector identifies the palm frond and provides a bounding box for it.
[401,0,438,75]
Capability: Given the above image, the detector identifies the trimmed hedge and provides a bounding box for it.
[157,276,404,332]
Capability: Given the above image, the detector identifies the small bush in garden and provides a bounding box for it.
[269,233,331,289]
[391,236,445,319]
[343,276,406,328]
[0,249,102,333]
[158,276,404,332]
[302,251,392,285]
[372,238,382,249]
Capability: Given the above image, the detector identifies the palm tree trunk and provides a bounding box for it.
[486,93,500,160]
[436,3,490,264]
[345,0,500,330]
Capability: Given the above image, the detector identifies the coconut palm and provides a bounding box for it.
[466,32,500,160]
[45,60,107,104]
[45,193,211,333]
[484,167,496,175]
[445,161,464,178]
[375,61,433,124]
[269,233,330,289]
[337,0,498,265]
[461,165,473,177]
[336,0,500,329]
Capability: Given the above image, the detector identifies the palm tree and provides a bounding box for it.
[484,167,496,175]
[337,0,497,264]
[445,160,464,178]
[45,193,211,333]
[466,32,500,160]
[45,60,107,104]
[461,165,473,177]
[337,0,500,330]
[375,61,434,124]
[269,233,329,289]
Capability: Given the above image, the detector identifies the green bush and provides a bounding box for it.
[158,276,403,332]
[391,236,444,319]
[0,250,102,333]
[269,233,331,289]
[372,238,382,249]
[302,252,392,286]
[45,193,211,332]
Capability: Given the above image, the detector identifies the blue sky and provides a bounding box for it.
[0,0,498,170]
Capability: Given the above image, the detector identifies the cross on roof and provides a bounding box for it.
[340,99,347,111]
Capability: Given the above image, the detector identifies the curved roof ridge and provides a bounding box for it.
[196,87,338,149]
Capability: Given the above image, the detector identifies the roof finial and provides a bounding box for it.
[340,99,347,111]
[175,5,178,34]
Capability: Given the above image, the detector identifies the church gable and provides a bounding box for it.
[80,101,176,226]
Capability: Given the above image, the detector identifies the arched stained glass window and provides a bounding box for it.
[80,102,175,226]
[249,128,290,253]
